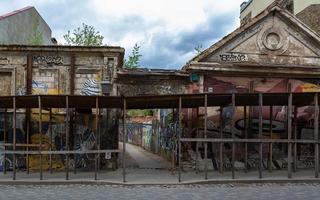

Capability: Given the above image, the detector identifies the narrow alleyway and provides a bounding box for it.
[119,142,170,169]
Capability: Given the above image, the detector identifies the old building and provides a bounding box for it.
[240,0,320,30]
[0,44,124,171]
[0,6,55,45]
[182,2,320,171]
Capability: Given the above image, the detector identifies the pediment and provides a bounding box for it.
[189,7,320,67]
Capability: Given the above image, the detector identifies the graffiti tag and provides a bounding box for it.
[33,55,63,65]
[219,53,248,62]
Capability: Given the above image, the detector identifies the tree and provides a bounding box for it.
[63,23,104,46]
[28,19,43,45]
[124,43,142,69]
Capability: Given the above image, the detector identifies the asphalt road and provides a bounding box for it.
[0,183,320,200]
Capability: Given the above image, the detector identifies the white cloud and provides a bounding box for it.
[0,0,244,68]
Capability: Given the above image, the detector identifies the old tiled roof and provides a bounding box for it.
[0,6,33,20]
[182,2,320,70]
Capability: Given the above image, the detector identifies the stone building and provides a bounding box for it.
[0,6,55,45]
[182,3,320,169]
[0,44,124,170]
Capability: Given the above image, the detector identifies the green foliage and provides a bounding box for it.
[194,44,204,54]
[128,109,154,117]
[63,23,104,46]
[28,19,43,45]
[124,43,142,69]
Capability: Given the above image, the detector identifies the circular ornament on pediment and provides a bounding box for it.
[257,26,289,55]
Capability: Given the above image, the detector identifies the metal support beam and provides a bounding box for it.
[3,109,7,175]
[231,94,235,179]
[293,107,298,173]
[219,106,223,174]
[94,97,99,180]
[259,93,263,179]
[178,96,182,182]
[122,98,127,183]
[38,96,43,180]
[269,106,273,173]
[70,55,75,95]
[314,93,319,178]
[288,93,293,178]
[65,96,69,180]
[204,94,208,180]
[244,106,248,173]
[13,97,16,180]
[49,108,53,174]
[26,55,33,95]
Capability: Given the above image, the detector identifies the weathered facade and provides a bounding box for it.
[0,45,124,171]
[182,4,320,171]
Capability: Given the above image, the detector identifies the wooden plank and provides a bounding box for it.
[288,93,293,178]
[259,93,263,179]
[314,93,319,178]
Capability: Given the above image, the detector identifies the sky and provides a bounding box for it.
[0,0,244,69]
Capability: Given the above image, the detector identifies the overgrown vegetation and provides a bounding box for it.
[128,109,154,117]
[63,23,104,46]
[124,43,142,69]
[28,19,44,45]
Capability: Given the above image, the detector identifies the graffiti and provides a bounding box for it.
[81,79,100,96]
[159,123,177,151]
[33,55,63,65]
[219,53,248,62]
[17,80,49,95]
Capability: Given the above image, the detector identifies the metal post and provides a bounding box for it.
[287,93,293,178]
[13,97,16,180]
[65,96,69,180]
[204,94,208,180]
[94,97,99,180]
[73,110,77,175]
[38,96,43,180]
[219,106,223,174]
[258,93,263,179]
[269,106,273,173]
[178,96,182,182]
[3,109,7,175]
[231,94,235,179]
[314,93,319,178]
[195,129,199,173]
[26,110,30,174]
[244,106,248,173]
[122,98,127,183]
[293,107,297,173]
[49,108,53,174]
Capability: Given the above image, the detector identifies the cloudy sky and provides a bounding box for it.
[0,0,244,68]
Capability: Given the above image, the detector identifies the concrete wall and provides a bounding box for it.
[0,7,53,45]
[296,4,320,34]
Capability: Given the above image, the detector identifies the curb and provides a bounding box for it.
[0,179,319,186]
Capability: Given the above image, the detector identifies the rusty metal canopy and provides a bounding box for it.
[0,93,316,109]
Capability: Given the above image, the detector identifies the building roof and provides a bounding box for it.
[183,2,320,70]
[0,6,34,21]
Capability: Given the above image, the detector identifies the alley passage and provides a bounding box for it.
[121,142,170,169]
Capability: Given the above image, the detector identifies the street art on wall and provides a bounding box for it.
[81,79,100,96]
[186,76,320,170]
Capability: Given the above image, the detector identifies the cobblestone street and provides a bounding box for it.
[0,183,320,200]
